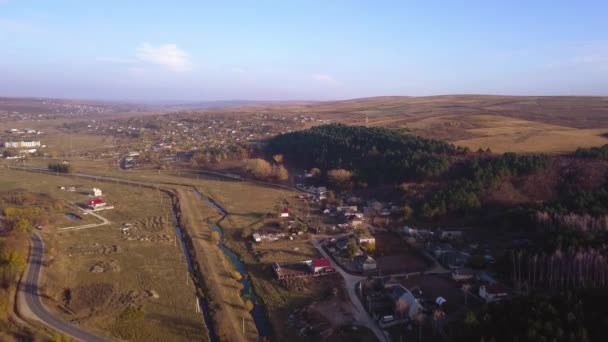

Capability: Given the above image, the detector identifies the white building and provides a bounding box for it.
[3,140,41,149]
[90,188,103,196]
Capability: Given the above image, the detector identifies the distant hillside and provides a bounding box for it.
[212,95,608,153]
[231,95,608,128]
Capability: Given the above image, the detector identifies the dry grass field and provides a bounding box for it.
[2,162,332,339]
[410,114,608,153]
[0,168,208,341]
[175,188,258,342]
[203,95,608,153]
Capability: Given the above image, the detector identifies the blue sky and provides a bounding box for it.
[1,0,607,101]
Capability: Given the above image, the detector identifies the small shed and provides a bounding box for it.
[252,233,261,243]
[90,188,102,196]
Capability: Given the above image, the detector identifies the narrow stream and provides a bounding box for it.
[170,207,218,342]
[194,190,272,338]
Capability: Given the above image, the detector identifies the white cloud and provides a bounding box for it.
[311,73,340,85]
[135,43,192,72]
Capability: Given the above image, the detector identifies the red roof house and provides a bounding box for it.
[479,283,508,303]
[280,208,290,218]
[87,198,106,209]
[309,258,332,273]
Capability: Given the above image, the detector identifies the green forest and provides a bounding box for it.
[265,124,457,184]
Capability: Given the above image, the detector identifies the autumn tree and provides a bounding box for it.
[244,299,254,311]
[14,218,33,234]
[211,231,220,245]
[245,158,273,179]
[328,169,353,190]
[345,238,359,258]
[403,205,414,221]
[0,251,26,287]
[364,243,376,255]
[274,165,289,181]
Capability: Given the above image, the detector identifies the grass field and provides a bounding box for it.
[0,168,208,342]
[175,188,258,342]
[410,114,608,153]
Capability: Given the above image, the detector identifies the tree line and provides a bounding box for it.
[574,144,608,159]
[455,291,604,342]
[48,162,74,173]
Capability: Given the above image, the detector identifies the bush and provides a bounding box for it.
[364,243,376,255]
[244,299,254,311]
[211,231,220,245]
[48,162,73,173]
[231,271,242,281]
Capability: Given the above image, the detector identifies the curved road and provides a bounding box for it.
[19,233,109,342]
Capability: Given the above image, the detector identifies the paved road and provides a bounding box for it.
[312,238,389,342]
[19,233,109,342]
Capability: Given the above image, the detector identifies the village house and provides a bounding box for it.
[87,198,106,210]
[3,140,41,148]
[357,235,376,245]
[479,283,509,302]
[337,205,358,213]
[354,255,377,272]
[308,258,333,274]
[440,230,463,240]
[347,215,364,228]
[452,269,475,281]
[386,284,423,320]
[280,208,290,218]
[251,224,287,243]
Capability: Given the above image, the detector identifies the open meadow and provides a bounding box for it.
[0,168,208,342]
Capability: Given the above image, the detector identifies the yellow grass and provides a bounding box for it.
[0,168,208,341]
[449,115,608,153]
